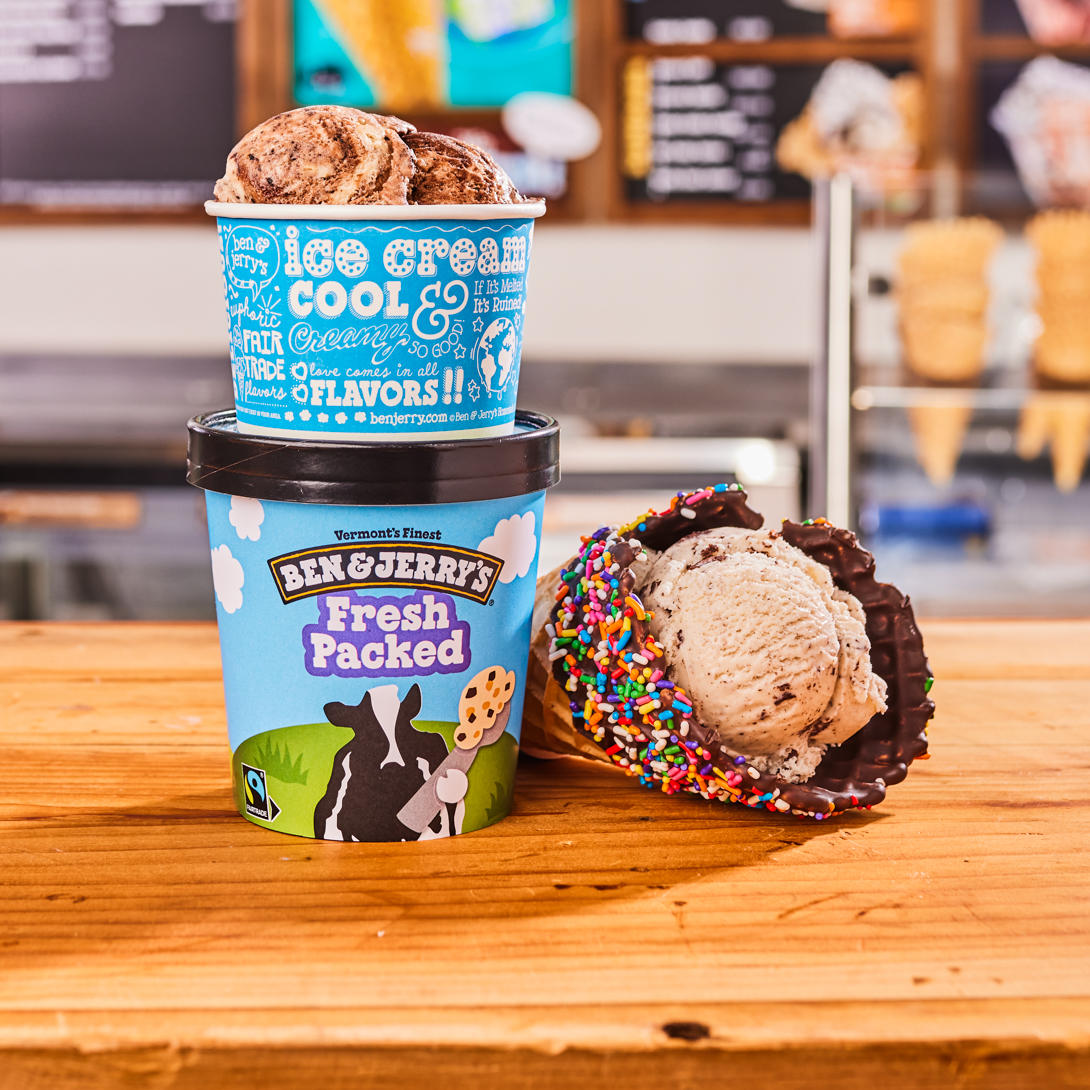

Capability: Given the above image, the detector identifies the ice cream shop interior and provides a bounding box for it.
[3,0,1090,622]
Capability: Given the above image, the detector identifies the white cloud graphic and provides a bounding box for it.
[229,496,265,541]
[211,544,245,614]
[479,512,537,584]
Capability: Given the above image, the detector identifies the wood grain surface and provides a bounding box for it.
[2,621,1089,1089]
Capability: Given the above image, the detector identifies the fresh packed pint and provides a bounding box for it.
[187,410,559,842]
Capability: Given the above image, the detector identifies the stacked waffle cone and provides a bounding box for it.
[314,0,447,110]
[896,218,1002,486]
[1018,210,1090,491]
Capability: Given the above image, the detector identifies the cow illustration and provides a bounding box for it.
[313,684,463,842]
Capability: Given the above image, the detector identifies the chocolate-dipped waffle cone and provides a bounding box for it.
[524,486,933,819]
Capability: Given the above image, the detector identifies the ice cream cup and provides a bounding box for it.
[187,408,559,841]
[206,200,546,441]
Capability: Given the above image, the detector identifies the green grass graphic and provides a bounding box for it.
[253,735,309,785]
[233,718,519,840]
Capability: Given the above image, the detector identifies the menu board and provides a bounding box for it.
[625,58,921,204]
[294,0,573,109]
[0,0,236,208]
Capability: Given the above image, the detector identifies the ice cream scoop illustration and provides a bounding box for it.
[397,666,516,833]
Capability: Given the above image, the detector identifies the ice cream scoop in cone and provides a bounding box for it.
[522,486,933,820]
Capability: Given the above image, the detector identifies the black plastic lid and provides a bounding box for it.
[187,409,560,506]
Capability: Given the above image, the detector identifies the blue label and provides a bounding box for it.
[204,489,545,841]
[216,215,534,437]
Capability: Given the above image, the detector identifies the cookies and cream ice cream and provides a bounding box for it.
[638,527,887,782]
[214,105,523,206]
[523,485,933,819]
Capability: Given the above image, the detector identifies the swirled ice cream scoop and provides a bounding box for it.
[213,106,525,207]
[213,105,417,205]
[638,526,888,782]
[404,132,522,204]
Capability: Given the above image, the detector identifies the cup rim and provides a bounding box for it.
[205,200,546,221]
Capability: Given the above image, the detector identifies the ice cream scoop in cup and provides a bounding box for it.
[208,106,544,441]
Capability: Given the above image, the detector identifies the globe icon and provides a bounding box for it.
[475,318,518,394]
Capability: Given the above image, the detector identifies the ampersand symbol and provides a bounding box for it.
[412,281,469,341]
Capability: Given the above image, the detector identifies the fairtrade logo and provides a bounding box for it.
[242,764,281,823]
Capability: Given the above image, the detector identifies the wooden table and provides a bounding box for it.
[2,621,1089,1089]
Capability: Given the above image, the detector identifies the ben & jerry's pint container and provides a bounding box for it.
[187,409,559,842]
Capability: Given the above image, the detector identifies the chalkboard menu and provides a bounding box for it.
[625,1,827,42]
[0,0,236,209]
[623,59,821,202]
[623,57,912,204]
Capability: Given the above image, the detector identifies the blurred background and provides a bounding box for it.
[2,0,1090,621]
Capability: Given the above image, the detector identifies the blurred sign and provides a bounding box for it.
[294,0,573,109]
[0,0,236,209]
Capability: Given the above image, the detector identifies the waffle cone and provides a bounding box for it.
[901,319,988,383]
[908,401,973,486]
[898,218,1002,283]
[1036,334,1090,386]
[1018,392,1090,492]
[314,0,446,110]
[1027,209,1090,261]
[522,622,613,763]
[897,279,989,318]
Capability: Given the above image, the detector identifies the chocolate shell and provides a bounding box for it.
[545,485,933,818]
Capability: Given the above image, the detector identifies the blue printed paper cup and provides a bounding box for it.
[206,201,545,441]
[187,408,559,842]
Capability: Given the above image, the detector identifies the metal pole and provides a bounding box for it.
[810,173,856,529]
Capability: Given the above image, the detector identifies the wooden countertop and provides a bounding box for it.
[2,620,1089,1089]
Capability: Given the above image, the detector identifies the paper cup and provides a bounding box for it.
[206,201,546,441]
[187,408,560,841]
